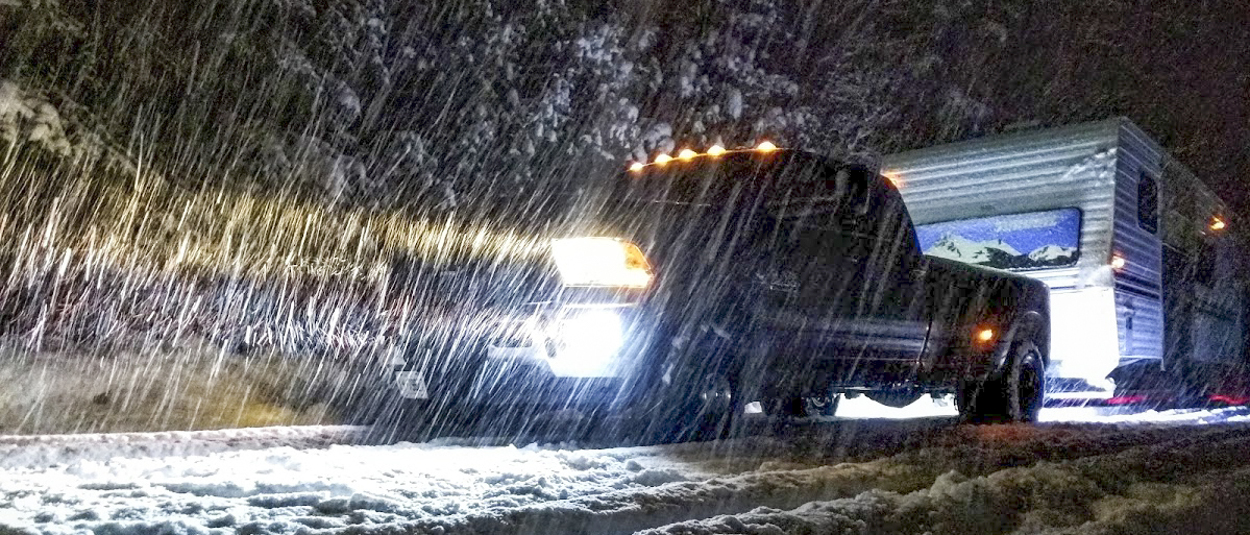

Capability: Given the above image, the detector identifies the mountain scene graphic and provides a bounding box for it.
[925,234,1079,270]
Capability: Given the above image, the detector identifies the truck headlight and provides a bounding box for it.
[553,309,624,360]
[539,308,628,377]
[550,238,653,288]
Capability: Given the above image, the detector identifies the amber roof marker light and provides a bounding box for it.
[625,142,784,171]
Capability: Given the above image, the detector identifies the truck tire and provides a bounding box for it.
[667,373,739,442]
[958,340,1045,423]
[640,332,744,443]
[805,395,840,417]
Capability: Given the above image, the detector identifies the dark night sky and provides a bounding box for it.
[971,0,1249,213]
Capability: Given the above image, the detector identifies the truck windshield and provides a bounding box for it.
[601,152,919,262]
[915,208,1082,270]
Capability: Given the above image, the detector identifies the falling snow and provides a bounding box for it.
[0,1,1248,533]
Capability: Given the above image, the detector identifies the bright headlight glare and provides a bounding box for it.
[556,309,623,356]
[550,238,653,288]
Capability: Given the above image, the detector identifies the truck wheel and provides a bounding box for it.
[958,340,1045,423]
[662,373,739,443]
[805,395,840,417]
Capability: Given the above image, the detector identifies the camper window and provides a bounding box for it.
[1138,172,1159,234]
[914,208,1082,270]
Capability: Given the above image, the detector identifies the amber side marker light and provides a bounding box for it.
[1211,217,1227,231]
[976,328,996,343]
[1111,255,1127,271]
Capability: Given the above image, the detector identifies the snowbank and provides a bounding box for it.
[2,407,1250,534]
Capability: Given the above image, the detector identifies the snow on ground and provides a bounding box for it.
[838,393,1250,425]
[3,406,1250,534]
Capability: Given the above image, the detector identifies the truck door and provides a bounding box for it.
[759,165,929,363]
[855,182,930,362]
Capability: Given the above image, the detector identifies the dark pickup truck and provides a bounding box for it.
[382,147,1050,440]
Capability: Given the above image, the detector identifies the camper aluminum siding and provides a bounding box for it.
[883,118,1164,391]
[1159,158,1245,366]
[1109,122,1166,369]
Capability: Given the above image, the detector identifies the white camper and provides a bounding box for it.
[883,118,1245,397]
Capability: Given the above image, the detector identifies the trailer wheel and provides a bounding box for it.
[767,394,839,418]
[805,394,840,417]
[958,340,1045,423]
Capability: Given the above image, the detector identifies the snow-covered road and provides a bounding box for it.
[4,404,1250,534]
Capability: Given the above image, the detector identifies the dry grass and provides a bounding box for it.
[0,342,359,435]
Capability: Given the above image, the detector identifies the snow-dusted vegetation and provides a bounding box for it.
[0,0,1108,207]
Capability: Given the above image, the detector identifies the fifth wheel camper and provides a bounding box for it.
[883,117,1248,404]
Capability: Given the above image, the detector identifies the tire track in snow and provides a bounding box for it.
[383,422,1250,535]
[396,456,936,535]
[630,423,1250,535]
